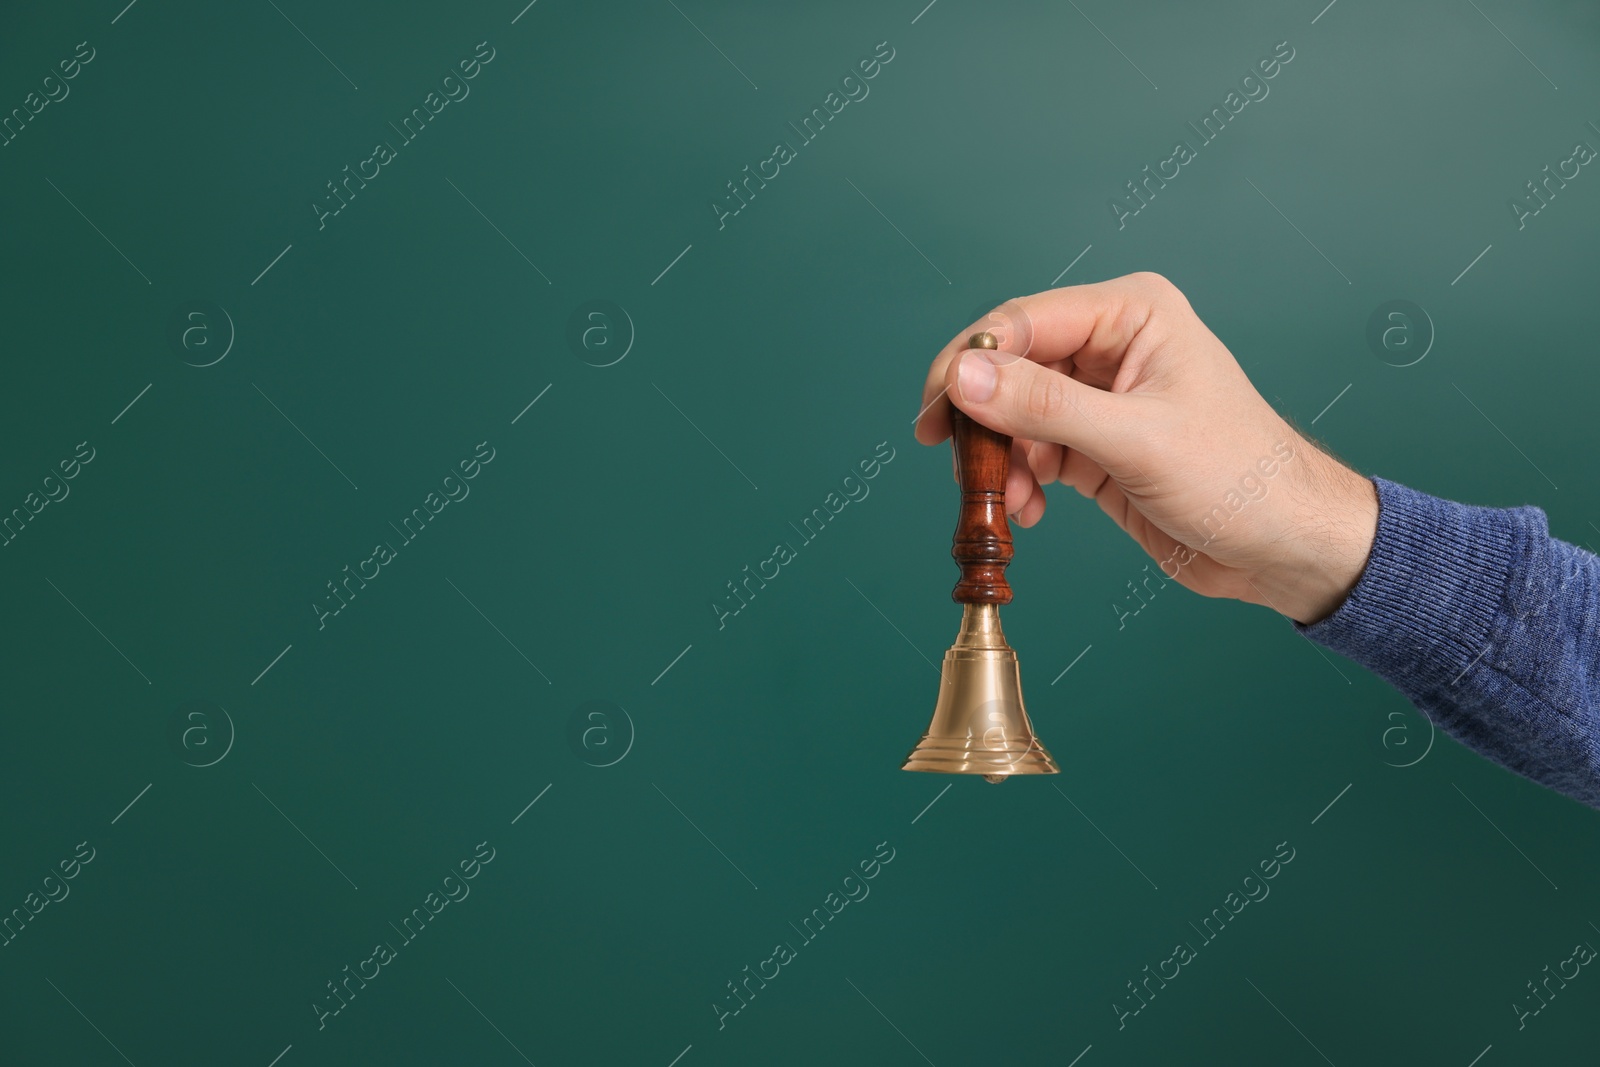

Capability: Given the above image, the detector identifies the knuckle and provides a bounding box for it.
[1137,271,1195,313]
[1022,372,1069,425]
[1130,271,1177,298]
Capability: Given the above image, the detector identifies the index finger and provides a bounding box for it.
[912,274,1165,445]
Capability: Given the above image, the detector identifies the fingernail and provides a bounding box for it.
[957,351,997,403]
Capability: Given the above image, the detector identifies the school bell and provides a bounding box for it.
[901,332,1060,782]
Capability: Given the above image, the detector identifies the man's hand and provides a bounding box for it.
[914,272,1378,625]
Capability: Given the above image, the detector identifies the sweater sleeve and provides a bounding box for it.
[1294,477,1600,809]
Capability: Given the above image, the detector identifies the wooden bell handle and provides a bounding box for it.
[950,333,1013,605]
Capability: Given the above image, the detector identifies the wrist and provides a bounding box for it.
[1250,450,1379,625]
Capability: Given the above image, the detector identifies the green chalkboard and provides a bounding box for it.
[3,0,1599,1063]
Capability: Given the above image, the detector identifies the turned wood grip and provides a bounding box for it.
[950,405,1014,604]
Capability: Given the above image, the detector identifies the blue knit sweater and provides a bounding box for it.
[1296,477,1600,808]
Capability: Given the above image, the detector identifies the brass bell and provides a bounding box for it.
[902,331,1060,783]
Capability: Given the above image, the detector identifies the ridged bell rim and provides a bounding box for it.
[901,604,1059,781]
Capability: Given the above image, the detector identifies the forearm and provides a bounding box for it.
[1294,477,1600,808]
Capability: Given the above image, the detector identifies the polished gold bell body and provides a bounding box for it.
[902,603,1059,782]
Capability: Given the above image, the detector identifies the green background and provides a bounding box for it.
[2,0,1598,1063]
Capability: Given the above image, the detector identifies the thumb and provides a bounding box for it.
[946,348,1124,458]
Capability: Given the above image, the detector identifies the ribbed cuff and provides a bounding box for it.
[1294,477,1540,697]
